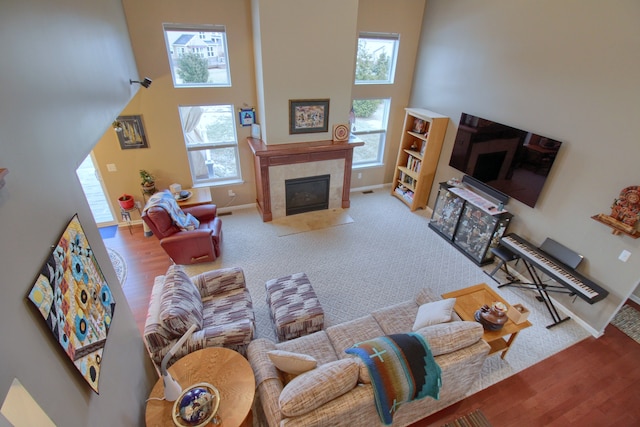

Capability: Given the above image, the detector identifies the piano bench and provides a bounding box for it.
[488,245,519,283]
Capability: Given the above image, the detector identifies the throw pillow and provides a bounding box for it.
[352,357,371,384]
[415,321,484,356]
[412,298,456,331]
[279,359,359,417]
[159,265,203,336]
[267,350,317,375]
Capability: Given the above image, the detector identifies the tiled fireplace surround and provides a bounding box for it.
[247,137,363,221]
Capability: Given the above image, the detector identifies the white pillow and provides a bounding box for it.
[267,350,317,375]
[412,298,456,330]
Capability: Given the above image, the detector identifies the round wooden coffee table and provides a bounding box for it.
[145,347,255,427]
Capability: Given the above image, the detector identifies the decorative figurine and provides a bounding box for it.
[593,185,640,237]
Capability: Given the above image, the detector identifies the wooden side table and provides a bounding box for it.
[177,187,212,208]
[442,283,532,359]
[120,205,141,235]
[145,347,254,427]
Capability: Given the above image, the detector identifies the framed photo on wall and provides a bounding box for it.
[116,115,148,149]
[289,99,330,134]
[239,108,256,127]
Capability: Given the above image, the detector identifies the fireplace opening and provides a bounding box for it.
[285,174,330,216]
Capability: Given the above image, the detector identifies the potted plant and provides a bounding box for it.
[140,170,156,194]
[118,194,135,210]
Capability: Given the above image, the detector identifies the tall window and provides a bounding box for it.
[350,99,391,167]
[178,105,241,186]
[163,23,231,87]
[355,32,399,85]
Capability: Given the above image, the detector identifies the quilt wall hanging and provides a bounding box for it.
[27,214,116,393]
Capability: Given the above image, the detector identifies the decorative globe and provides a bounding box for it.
[172,383,220,427]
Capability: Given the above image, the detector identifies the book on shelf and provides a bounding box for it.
[403,190,414,202]
[420,141,426,156]
[395,184,414,199]
[406,157,422,173]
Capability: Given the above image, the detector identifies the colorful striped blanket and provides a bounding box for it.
[143,190,200,231]
[345,333,442,425]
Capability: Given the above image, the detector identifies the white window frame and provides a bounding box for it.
[355,32,399,85]
[178,104,242,186]
[351,98,391,168]
[163,23,232,88]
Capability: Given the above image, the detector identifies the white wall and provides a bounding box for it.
[413,0,640,333]
[252,0,359,144]
[0,1,155,425]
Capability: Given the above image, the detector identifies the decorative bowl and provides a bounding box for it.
[175,191,192,201]
[172,382,220,427]
[475,302,508,331]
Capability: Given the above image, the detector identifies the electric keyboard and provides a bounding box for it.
[501,233,608,304]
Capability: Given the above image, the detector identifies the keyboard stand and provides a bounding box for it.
[498,258,571,329]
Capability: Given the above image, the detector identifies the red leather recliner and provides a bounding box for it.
[142,203,223,264]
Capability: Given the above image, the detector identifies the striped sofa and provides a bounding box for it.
[247,288,490,427]
[143,265,255,370]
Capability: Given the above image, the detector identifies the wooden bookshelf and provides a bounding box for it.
[391,108,448,211]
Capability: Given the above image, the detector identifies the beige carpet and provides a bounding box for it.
[180,187,589,408]
[268,208,354,236]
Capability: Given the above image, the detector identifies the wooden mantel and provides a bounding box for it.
[247,137,364,222]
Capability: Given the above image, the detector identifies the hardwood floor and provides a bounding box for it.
[103,224,173,334]
[105,224,640,426]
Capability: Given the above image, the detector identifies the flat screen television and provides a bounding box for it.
[449,113,562,208]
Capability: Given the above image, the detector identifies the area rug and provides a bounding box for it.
[611,304,640,344]
[107,247,127,286]
[441,410,492,427]
[180,188,590,424]
[99,225,118,239]
[269,208,354,237]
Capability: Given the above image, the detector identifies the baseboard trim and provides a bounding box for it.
[217,203,256,214]
[118,219,143,227]
[350,183,390,193]
[216,185,393,214]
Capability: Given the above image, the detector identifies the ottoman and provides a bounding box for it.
[265,273,325,342]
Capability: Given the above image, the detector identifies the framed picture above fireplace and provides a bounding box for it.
[289,99,330,134]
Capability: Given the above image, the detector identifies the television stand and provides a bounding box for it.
[429,182,513,266]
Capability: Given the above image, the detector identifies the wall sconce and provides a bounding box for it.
[129,77,152,88]
[112,120,123,132]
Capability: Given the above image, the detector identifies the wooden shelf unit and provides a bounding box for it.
[391,108,449,211]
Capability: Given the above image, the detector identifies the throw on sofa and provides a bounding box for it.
[144,265,255,370]
[247,288,490,427]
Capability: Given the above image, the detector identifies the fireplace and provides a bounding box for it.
[286,174,330,216]
[247,137,364,221]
